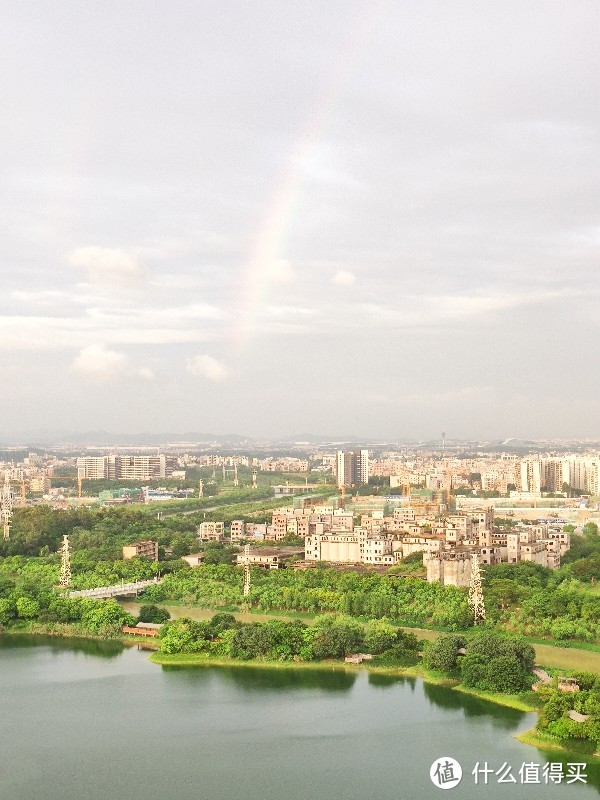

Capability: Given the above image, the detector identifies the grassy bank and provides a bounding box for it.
[1,621,159,649]
[148,649,537,708]
[148,651,461,689]
[516,729,600,762]
[121,600,600,671]
[452,684,538,712]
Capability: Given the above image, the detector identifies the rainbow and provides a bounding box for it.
[229,1,385,355]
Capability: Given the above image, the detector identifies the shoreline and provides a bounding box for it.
[516,729,600,763]
[3,626,600,761]
[148,650,534,709]
[118,601,600,666]
[147,650,600,760]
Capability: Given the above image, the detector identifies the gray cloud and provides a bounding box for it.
[1,1,599,437]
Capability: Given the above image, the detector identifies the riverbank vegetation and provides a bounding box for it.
[143,565,472,628]
[532,673,600,756]
[1,506,600,652]
[422,631,536,693]
[0,594,135,638]
[157,612,422,664]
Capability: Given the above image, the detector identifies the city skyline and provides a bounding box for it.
[2,2,600,439]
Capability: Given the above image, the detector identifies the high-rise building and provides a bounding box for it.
[336,449,369,488]
[77,454,173,481]
[519,459,542,495]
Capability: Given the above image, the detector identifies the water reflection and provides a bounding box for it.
[2,637,600,800]
[422,682,526,730]
[367,673,416,690]
[204,664,357,692]
[0,633,123,659]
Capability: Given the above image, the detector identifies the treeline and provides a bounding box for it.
[159,612,421,664]
[141,559,600,643]
[0,497,294,562]
[142,564,472,629]
[0,506,199,560]
[3,507,600,646]
[0,589,134,638]
[483,562,600,642]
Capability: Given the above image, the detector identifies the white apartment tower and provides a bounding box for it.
[336,449,369,488]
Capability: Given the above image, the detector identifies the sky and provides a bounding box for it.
[1,1,599,441]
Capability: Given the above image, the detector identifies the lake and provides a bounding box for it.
[0,635,598,800]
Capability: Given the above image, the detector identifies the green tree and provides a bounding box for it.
[423,635,465,674]
[0,597,14,625]
[203,543,239,565]
[159,618,209,653]
[138,604,171,624]
[466,631,535,675]
[81,599,135,637]
[208,613,239,636]
[309,615,363,660]
[16,595,40,619]
[230,623,277,660]
[363,619,397,654]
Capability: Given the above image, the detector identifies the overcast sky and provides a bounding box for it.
[1,1,599,440]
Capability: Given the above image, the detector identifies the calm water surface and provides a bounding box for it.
[0,635,599,800]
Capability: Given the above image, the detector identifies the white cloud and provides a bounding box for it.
[71,344,154,383]
[68,247,144,286]
[186,354,229,382]
[332,269,356,286]
[71,344,128,383]
[0,300,222,350]
[12,290,68,306]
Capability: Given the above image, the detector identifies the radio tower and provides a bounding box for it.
[242,543,251,598]
[59,535,71,587]
[468,553,486,625]
[1,472,14,540]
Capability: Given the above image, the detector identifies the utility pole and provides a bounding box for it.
[243,543,251,598]
[468,553,486,625]
[198,479,204,498]
[59,535,71,587]
[1,472,13,540]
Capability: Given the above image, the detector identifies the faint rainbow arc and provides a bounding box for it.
[228,1,387,357]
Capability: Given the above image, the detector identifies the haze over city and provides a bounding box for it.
[2,1,600,440]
